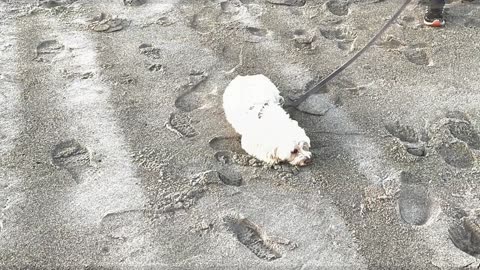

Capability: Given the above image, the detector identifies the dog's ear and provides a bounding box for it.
[300,141,310,150]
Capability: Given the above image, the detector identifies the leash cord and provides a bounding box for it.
[287,0,412,108]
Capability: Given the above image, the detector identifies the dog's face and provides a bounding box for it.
[275,140,312,166]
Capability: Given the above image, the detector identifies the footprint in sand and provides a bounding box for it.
[209,136,260,165]
[377,36,406,50]
[99,210,149,258]
[245,26,269,42]
[189,13,210,33]
[131,148,171,172]
[320,26,357,51]
[378,37,431,66]
[445,118,480,150]
[122,0,146,6]
[51,139,92,183]
[292,29,318,53]
[209,136,246,165]
[294,78,345,115]
[209,136,244,153]
[208,135,295,181]
[219,0,264,26]
[138,43,161,59]
[218,168,243,186]
[35,39,64,62]
[146,63,164,72]
[325,0,350,16]
[449,215,480,257]
[385,121,426,158]
[464,18,480,29]
[435,140,475,169]
[220,0,242,14]
[385,121,419,143]
[38,0,77,8]
[430,112,479,169]
[246,27,268,37]
[223,214,284,261]
[88,13,129,33]
[266,0,306,6]
[116,73,137,85]
[214,150,235,165]
[397,15,421,29]
[164,112,199,138]
[138,44,165,72]
[174,71,214,112]
[397,171,433,226]
[402,48,430,66]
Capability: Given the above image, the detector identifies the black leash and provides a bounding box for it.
[286,0,412,108]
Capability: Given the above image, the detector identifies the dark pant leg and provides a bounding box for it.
[431,0,445,10]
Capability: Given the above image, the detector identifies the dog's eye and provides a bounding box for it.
[291,149,298,154]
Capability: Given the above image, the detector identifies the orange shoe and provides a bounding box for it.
[424,8,445,27]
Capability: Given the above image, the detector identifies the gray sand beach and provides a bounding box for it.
[1,0,480,268]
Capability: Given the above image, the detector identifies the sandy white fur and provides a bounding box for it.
[223,74,312,166]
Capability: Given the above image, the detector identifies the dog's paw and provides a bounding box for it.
[265,158,281,167]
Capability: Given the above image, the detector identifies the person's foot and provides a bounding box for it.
[424,7,445,27]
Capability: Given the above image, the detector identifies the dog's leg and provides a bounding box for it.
[241,135,279,165]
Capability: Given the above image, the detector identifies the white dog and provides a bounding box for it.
[223,74,312,166]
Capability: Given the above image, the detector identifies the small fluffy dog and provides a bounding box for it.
[223,74,312,166]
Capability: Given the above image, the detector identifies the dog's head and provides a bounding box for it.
[274,140,312,167]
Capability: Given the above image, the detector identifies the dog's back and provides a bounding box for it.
[223,74,282,135]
